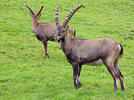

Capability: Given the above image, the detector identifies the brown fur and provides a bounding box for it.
[54,5,125,91]
[24,4,76,58]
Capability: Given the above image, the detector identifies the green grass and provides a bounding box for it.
[0,0,134,99]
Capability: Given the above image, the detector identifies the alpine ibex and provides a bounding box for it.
[24,3,76,58]
[54,5,125,91]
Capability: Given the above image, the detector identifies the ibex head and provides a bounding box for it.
[54,5,85,41]
[24,3,43,20]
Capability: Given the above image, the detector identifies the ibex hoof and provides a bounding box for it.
[74,86,77,89]
[114,87,118,91]
[121,88,125,91]
[77,82,81,88]
[45,54,49,58]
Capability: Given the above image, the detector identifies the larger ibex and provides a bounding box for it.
[24,3,76,58]
[54,5,125,91]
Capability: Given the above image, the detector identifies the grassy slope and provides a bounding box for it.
[0,0,134,99]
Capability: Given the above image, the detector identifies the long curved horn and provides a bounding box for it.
[62,5,85,28]
[36,6,44,16]
[55,6,61,26]
[24,3,35,15]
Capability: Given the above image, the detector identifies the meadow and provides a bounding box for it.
[0,0,134,99]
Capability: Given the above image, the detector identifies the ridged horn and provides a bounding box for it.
[55,6,61,26]
[24,3,35,15]
[62,5,85,28]
[36,6,44,16]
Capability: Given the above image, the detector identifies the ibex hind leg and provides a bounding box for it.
[103,58,119,90]
[114,60,125,91]
[42,40,49,58]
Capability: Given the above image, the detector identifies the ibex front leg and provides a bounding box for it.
[77,64,82,88]
[72,63,79,89]
[42,40,49,58]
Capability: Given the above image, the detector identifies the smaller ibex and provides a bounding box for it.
[24,3,76,58]
[54,5,125,91]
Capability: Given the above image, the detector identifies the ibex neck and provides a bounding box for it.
[32,18,39,32]
[60,35,72,53]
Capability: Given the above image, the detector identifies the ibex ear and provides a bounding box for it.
[37,14,41,20]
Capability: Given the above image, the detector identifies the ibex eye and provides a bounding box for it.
[62,30,65,32]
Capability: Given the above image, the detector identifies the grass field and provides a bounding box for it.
[0,0,134,99]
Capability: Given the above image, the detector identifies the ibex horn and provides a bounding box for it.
[24,3,35,15]
[55,6,61,26]
[36,6,44,16]
[62,5,85,28]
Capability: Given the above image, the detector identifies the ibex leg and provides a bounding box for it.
[42,40,49,58]
[103,58,119,90]
[114,60,125,91]
[77,64,82,88]
[72,63,79,89]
